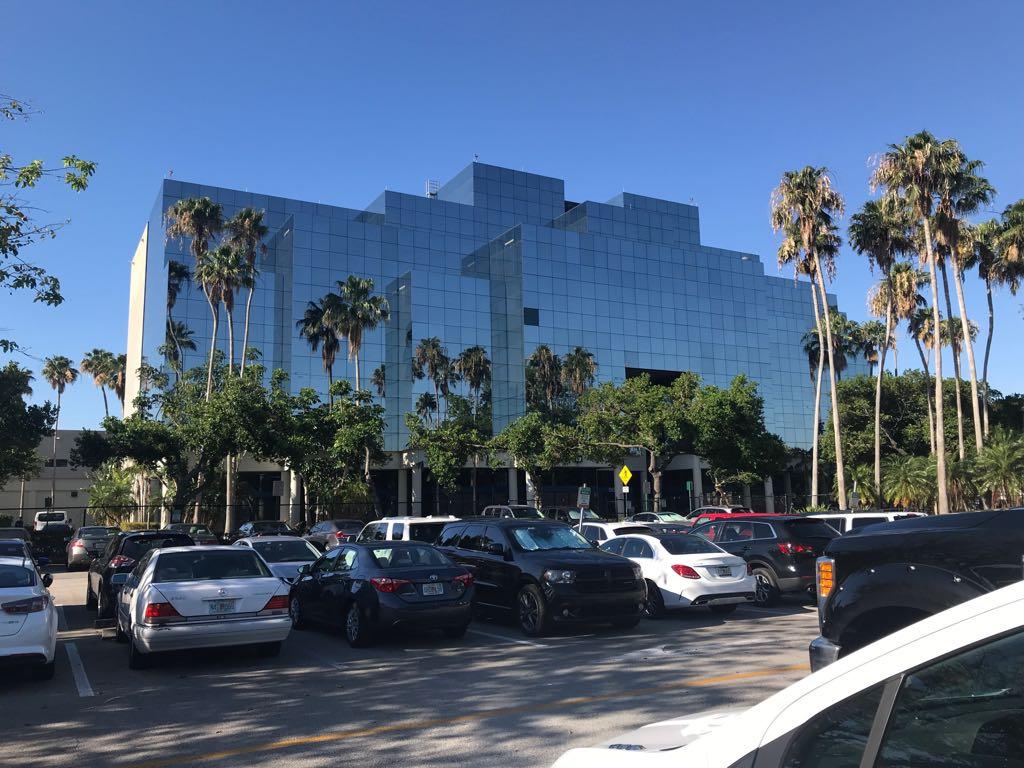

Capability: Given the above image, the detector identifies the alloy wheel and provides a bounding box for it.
[518,591,539,633]
[346,605,360,642]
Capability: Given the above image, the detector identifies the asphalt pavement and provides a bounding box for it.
[1,569,819,768]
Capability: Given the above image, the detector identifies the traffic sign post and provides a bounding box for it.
[576,484,591,530]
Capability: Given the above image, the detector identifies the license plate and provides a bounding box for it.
[421,583,443,596]
[716,567,732,577]
[207,599,237,614]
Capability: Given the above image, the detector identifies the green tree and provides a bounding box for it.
[414,391,438,423]
[0,95,96,352]
[772,166,849,509]
[561,346,597,398]
[454,345,492,511]
[406,415,481,515]
[41,355,78,506]
[296,297,341,406]
[974,429,1024,507]
[327,275,390,391]
[0,363,55,488]
[112,354,127,413]
[86,462,136,526]
[80,348,117,418]
[526,344,562,411]
[492,411,584,509]
[160,321,197,382]
[882,454,933,510]
[224,208,268,375]
[413,337,448,422]
[371,364,386,399]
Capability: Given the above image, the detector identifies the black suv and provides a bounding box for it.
[689,515,839,606]
[86,531,194,619]
[435,518,646,636]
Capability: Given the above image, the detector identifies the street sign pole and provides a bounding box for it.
[576,484,591,531]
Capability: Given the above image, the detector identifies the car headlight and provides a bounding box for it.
[543,569,575,584]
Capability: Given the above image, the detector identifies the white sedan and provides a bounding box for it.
[114,545,291,669]
[0,555,57,679]
[232,536,321,584]
[553,577,1024,767]
[600,533,754,617]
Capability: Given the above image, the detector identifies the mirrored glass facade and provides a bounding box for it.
[133,162,862,452]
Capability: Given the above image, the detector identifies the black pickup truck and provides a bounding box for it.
[810,508,1024,671]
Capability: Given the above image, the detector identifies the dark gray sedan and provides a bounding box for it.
[66,526,121,569]
[304,519,365,551]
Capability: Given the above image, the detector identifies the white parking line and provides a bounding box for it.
[466,628,546,648]
[65,642,95,697]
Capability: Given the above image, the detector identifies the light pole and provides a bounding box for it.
[49,434,60,509]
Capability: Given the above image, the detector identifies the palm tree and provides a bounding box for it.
[371,364,386,399]
[857,321,889,377]
[296,298,341,406]
[455,346,491,415]
[561,346,597,397]
[192,246,230,397]
[162,320,197,381]
[975,429,1024,507]
[883,455,933,511]
[908,307,938,453]
[526,345,562,411]
[885,261,929,373]
[80,348,116,418]
[166,260,191,370]
[415,392,438,424]
[112,354,127,412]
[873,131,960,514]
[771,166,849,509]
[329,276,390,391]
[41,355,79,508]
[215,246,254,375]
[224,208,268,374]
[413,337,448,421]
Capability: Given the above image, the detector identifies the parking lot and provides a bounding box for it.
[2,568,816,768]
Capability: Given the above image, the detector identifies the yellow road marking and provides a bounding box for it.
[129,663,809,768]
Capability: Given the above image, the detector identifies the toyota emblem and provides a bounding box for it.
[429,574,438,581]
[218,587,227,596]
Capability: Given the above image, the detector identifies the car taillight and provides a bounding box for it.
[2,595,48,614]
[260,594,289,615]
[777,542,814,556]
[671,564,701,580]
[70,539,84,548]
[333,531,352,542]
[369,577,411,593]
[142,602,183,624]
[110,555,136,569]
[817,557,835,598]
[452,572,474,589]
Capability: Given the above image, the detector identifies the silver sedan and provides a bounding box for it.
[232,536,321,584]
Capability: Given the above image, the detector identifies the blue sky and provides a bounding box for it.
[5,1,1023,429]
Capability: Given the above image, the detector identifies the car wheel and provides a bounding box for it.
[753,568,780,607]
[257,641,282,657]
[85,580,97,611]
[516,584,550,637]
[289,595,307,630]
[344,603,373,648]
[115,613,128,643]
[31,661,55,681]
[97,587,113,620]
[127,628,151,670]
[643,580,665,619]
[709,604,738,615]
[443,623,469,639]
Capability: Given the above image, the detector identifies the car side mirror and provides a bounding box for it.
[296,564,311,576]
[41,573,53,588]
[486,542,505,556]
[110,573,129,588]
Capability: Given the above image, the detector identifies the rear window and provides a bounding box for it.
[783,520,840,539]
[370,545,451,568]
[613,525,654,536]
[252,540,319,563]
[122,535,193,559]
[407,523,446,543]
[79,527,119,537]
[153,550,271,582]
[509,507,545,519]
[0,541,27,557]
[36,513,66,522]
[0,565,35,587]
[253,521,290,532]
[659,535,723,555]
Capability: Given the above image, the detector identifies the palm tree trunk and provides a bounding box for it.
[914,337,936,454]
[873,299,893,499]
[950,258,983,453]
[983,281,994,438]
[204,290,219,401]
[924,219,950,515]
[224,455,236,536]
[811,259,847,510]
[939,260,965,460]
[101,386,109,419]
[326,362,334,408]
[353,350,361,391]
[809,284,826,506]
[240,285,254,375]
[50,393,61,506]
[225,305,235,376]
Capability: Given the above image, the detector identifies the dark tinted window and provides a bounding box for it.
[782,685,882,768]
[312,549,340,573]
[460,525,486,551]
[784,520,840,539]
[581,525,604,541]
[659,535,722,555]
[408,523,446,543]
[600,538,625,555]
[0,541,27,556]
[121,535,192,559]
[391,523,405,540]
[0,565,35,587]
[436,525,465,548]
[153,550,271,582]
[849,516,887,530]
[370,545,451,568]
[752,522,776,539]
[622,539,654,558]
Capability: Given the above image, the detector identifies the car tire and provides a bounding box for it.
[344,603,373,648]
[115,614,128,643]
[516,584,550,637]
[85,580,97,611]
[289,595,307,630]
[643,580,665,619]
[709,604,738,615]
[753,568,780,608]
[127,629,151,670]
[257,641,282,657]
[97,587,113,620]
[32,660,55,680]
[443,623,469,639]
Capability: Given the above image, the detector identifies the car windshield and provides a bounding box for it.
[657,513,687,522]
[0,542,27,556]
[79,527,118,537]
[0,565,35,588]
[407,523,447,543]
[37,513,65,522]
[370,545,451,568]
[659,535,723,555]
[509,525,593,551]
[122,536,193,560]
[252,540,319,563]
[566,509,601,521]
[153,550,271,582]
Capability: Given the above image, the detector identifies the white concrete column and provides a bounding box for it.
[159,478,172,528]
[689,455,704,506]
[742,483,752,509]
[288,470,303,527]
[397,468,409,516]
[524,470,537,506]
[508,467,519,504]
[764,476,775,514]
[411,464,423,517]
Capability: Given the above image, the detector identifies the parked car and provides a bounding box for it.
[685,511,787,528]
[542,507,603,525]
[579,521,653,545]
[642,521,693,535]
[163,523,219,545]
[288,541,474,647]
[87,531,195,619]
[480,504,546,520]
[808,510,926,534]
[226,520,298,543]
[304,519,365,551]
[0,527,30,542]
[552,579,1024,768]
[627,511,689,524]
[33,510,69,532]
[66,526,121,569]
[233,536,321,583]
[355,516,458,544]
[0,538,46,568]
[811,507,1024,671]
[601,533,754,617]
[114,545,291,668]
[687,504,753,519]
[435,518,645,636]
[0,555,56,680]
[689,515,839,607]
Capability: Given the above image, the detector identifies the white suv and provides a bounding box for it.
[355,516,459,544]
